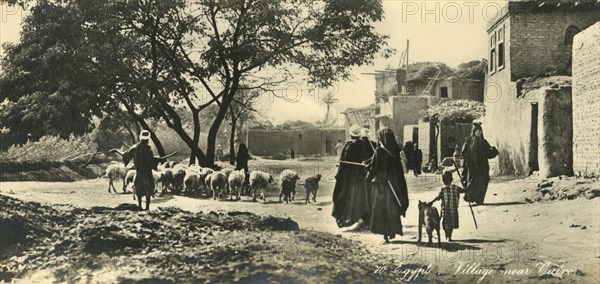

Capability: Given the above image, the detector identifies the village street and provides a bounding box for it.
[1,157,598,283]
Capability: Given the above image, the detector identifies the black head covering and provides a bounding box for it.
[471,123,484,138]
[377,128,400,157]
[238,143,248,156]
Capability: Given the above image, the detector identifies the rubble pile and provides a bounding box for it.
[525,177,600,203]
[0,196,393,283]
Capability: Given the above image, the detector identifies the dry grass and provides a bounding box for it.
[421,99,486,124]
[0,134,97,164]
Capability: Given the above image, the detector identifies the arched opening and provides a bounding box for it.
[564,25,580,45]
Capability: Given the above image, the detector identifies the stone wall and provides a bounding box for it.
[247,129,345,156]
[572,22,600,177]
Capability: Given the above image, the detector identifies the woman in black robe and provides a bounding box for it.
[403,141,414,172]
[460,124,498,205]
[332,127,371,229]
[413,144,423,176]
[236,143,252,195]
[367,128,409,243]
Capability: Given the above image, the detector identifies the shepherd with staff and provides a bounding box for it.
[109,130,176,210]
[365,128,409,244]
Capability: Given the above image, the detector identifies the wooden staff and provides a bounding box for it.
[108,149,177,160]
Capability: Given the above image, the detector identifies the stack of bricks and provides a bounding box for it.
[572,22,600,177]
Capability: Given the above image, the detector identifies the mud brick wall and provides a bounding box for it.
[484,15,528,176]
[509,4,600,79]
[376,96,429,143]
[247,129,345,157]
[538,86,574,178]
[484,5,600,176]
[572,22,600,177]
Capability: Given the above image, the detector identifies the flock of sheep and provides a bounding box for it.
[103,159,323,205]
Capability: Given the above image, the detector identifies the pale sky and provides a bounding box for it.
[0,1,507,126]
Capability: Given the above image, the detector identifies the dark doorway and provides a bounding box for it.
[529,103,539,173]
[325,140,332,155]
[440,87,448,98]
[412,127,419,144]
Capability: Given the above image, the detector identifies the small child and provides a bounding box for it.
[429,170,462,241]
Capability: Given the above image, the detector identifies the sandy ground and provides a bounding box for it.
[1,157,599,283]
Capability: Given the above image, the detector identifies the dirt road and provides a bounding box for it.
[1,164,599,283]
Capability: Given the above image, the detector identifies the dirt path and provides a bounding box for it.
[1,173,599,283]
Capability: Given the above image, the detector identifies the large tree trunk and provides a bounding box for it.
[207,84,238,167]
[189,109,202,165]
[152,100,207,165]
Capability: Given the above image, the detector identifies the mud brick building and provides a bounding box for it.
[572,22,600,177]
[482,0,600,177]
[246,128,345,157]
[344,68,484,164]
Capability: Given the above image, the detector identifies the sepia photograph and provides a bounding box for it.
[0,0,599,283]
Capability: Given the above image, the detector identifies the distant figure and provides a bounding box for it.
[332,125,371,230]
[429,170,462,241]
[399,144,409,174]
[216,144,224,162]
[290,148,295,159]
[335,139,344,158]
[428,159,439,173]
[404,141,414,172]
[122,130,165,210]
[367,128,409,243]
[413,144,423,176]
[461,123,499,205]
[236,143,252,195]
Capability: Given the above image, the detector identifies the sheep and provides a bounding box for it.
[159,169,174,193]
[249,171,274,202]
[104,163,129,193]
[152,170,160,189]
[279,169,300,204]
[304,174,322,204]
[227,169,245,201]
[199,167,214,195]
[171,164,187,194]
[207,171,228,200]
[183,167,202,196]
[221,168,234,178]
[124,169,136,190]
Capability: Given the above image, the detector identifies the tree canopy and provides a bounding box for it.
[1,0,392,166]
